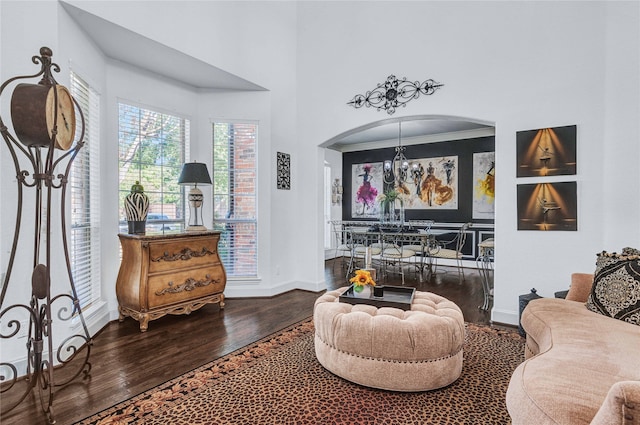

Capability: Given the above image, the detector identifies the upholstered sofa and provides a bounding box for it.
[506,273,640,424]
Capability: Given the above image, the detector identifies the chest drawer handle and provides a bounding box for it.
[151,247,215,262]
[155,275,221,295]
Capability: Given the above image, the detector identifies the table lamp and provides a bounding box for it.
[178,161,212,231]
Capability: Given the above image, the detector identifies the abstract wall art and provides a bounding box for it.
[400,155,458,210]
[342,136,495,223]
[517,181,577,231]
[473,152,495,219]
[516,125,577,177]
[351,162,384,218]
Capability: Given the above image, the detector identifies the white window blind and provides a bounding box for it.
[118,104,189,233]
[69,71,101,310]
[212,122,258,278]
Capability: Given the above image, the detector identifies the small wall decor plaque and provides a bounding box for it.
[347,75,443,115]
[277,152,291,190]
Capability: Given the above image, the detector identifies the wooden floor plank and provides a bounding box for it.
[1,259,494,424]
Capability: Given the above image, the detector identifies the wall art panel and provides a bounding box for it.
[473,152,495,219]
[351,162,384,218]
[516,125,577,177]
[400,156,458,210]
[517,181,577,231]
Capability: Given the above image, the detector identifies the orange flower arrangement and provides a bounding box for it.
[349,269,376,293]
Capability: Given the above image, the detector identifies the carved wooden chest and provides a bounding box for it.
[116,231,226,331]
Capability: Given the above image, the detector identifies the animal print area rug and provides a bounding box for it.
[76,320,524,425]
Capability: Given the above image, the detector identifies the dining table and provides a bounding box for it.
[347,223,436,282]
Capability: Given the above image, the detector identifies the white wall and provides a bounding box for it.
[602,2,640,247]
[65,0,314,295]
[1,0,310,374]
[296,1,640,324]
[1,1,638,373]
[0,0,68,371]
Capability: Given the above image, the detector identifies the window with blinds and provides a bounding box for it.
[212,122,258,278]
[69,71,101,310]
[118,104,189,233]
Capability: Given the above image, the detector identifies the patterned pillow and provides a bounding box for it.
[585,248,640,325]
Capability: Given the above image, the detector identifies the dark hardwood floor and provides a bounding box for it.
[2,259,494,424]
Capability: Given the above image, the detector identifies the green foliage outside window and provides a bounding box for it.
[118,104,189,230]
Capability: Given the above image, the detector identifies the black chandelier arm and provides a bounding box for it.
[383,169,396,185]
[348,74,444,115]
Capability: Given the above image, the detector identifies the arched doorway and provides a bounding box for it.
[321,114,496,304]
[321,115,495,151]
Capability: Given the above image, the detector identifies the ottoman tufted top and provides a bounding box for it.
[314,287,465,362]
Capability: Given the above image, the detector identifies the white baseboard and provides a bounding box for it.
[491,308,519,326]
[75,301,111,337]
[324,249,338,260]
[225,279,327,298]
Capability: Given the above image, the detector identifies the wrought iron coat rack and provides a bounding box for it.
[0,47,92,424]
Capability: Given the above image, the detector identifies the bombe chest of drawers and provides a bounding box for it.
[116,231,226,332]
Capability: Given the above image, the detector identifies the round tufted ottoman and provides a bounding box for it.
[313,287,465,392]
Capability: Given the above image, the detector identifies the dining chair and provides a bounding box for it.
[402,230,435,281]
[330,220,363,275]
[380,230,417,285]
[429,222,472,282]
[348,227,382,276]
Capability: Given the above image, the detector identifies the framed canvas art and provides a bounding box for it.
[351,162,384,218]
[473,152,495,219]
[516,125,577,177]
[400,155,458,210]
[517,181,577,231]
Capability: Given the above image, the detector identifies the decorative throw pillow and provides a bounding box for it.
[586,248,640,326]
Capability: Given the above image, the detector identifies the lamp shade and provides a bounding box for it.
[178,162,212,185]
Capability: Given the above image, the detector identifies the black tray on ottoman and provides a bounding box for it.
[339,285,416,311]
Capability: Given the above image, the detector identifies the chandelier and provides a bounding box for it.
[383,122,410,186]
